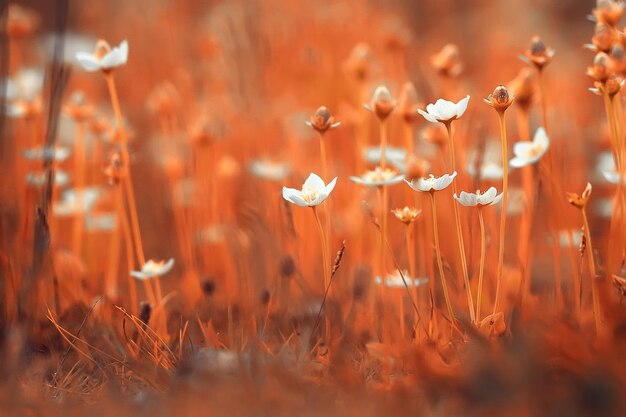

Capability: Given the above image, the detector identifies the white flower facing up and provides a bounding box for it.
[76,39,128,72]
[282,173,337,207]
[350,167,405,187]
[131,258,175,280]
[418,96,470,124]
[374,270,429,288]
[405,171,457,192]
[53,187,102,217]
[249,159,291,182]
[26,170,70,188]
[23,146,71,162]
[454,187,503,207]
[509,127,549,168]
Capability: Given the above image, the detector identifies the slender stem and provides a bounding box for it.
[476,208,486,323]
[379,120,388,169]
[494,111,509,314]
[537,68,549,134]
[444,122,475,323]
[312,206,331,341]
[429,192,456,323]
[71,121,85,256]
[405,224,419,329]
[581,208,601,336]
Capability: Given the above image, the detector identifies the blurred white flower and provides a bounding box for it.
[248,159,291,182]
[282,173,337,207]
[454,187,502,207]
[506,187,527,216]
[466,140,504,181]
[594,197,613,218]
[509,127,549,168]
[374,270,429,288]
[85,213,117,232]
[547,229,583,248]
[53,187,102,217]
[131,258,175,280]
[418,96,470,124]
[5,68,43,118]
[405,171,457,192]
[364,86,396,120]
[363,146,406,171]
[23,146,71,162]
[76,39,128,72]
[602,170,626,184]
[26,170,70,187]
[350,167,404,187]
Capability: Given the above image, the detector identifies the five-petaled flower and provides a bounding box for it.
[282,173,337,207]
[306,106,341,134]
[391,206,422,224]
[519,36,555,69]
[567,182,593,209]
[418,96,470,124]
[454,187,503,207]
[76,39,128,72]
[350,167,404,187]
[131,258,175,280]
[509,127,550,168]
[405,171,457,193]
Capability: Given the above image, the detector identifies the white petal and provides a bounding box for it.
[434,99,456,120]
[418,109,438,123]
[480,187,497,203]
[160,258,175,275]
[303,172,325,191]
[455,95,470,118]
[130,271,149,280]
[491,193,503,205]
[323,177,338,196]
[101,40,129,68]
[75,52,101,71]
[533,127,549,151]
[513,141,534,157]
[509,156,528,168]
[282,187,308,206]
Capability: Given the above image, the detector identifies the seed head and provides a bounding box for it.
[593,0,625,27]
[587,52,613,83]
[521,36,554,69]
[343,42,372,82]
[591,22,617,52]
[484,85,514,112]
[365,86,396,121]
[306,106,340,134]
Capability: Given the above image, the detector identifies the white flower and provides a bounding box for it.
[53,187,102,217]
[282,173,337,207]
[374,270,429,288]
[76,39,128,72]
[418,96,470,123]
[602,170,626,184]
[5,68,43,102]
[85,213,117,232]
[405,171,457,192]
[466,140,504,181]
[131,258,175,280]
[248,159,291,181]
[350,167,405,187]
[454,187,503,207]
[509,127,549,168]
[363,146,406,169]
[26,170,70,187]
[22,146,71,162]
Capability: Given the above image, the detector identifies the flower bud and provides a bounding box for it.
[522,36,554,69]
[368,86,396,120]
[484,85,513,112]
[307,106,340,134]
[508,68,534,108]
[587,52,612,83]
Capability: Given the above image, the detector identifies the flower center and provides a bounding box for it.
[301,185,321,203]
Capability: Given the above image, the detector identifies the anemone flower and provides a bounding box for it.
[417,96,470,124]
[249,159,291,182]
[404,171,457,193]
[509,127,550,168]
[131,258,175,280]
[453,187,503,207]
[76,39,128,72]
[350,167,404,187]
[282,173,337,207]
[22,146,71,162]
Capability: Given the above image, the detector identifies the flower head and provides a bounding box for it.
[397,82,423,124]
[374,270,429,288]
[76,39,128,72]
[418,96,470,124]
[364,86,396,120]
[567,182,593,209]
[508,68,535,108]
[23,146,70,162]
[587,52,612,83]
[249,159,291,182]
[343,42,372,81]
[509,127,550,168]
[282,173,337,207]
[53,187,102,217]
[391,206,422,224]
[305,106,341,134]
[5,68,43,118]
[350,167,404,187]
[104,153,126,185]
[454,187,503,207]
[431,43,463,77]
[592,0,625,26]
[484,85,514,112]
[131,258,175,280]
[520,36,555,69]
[405,171,457,193]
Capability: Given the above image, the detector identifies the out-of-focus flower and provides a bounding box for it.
[343,42,372,81]
[350,167,404,187]
[85,213,117,232]
[509,127,550,167]
[7,4,39,38]
[405,155,431,181]
[53,187,102,217]
[5,68,43,118]
[587,52,612,83]
[418,96,470,124]
[147,81,181,116]
[478,312,506,337]
[391,206,422,224]
[363,146,406,169]
[467,140,505,181]
[26,171,70,188]
[421,125,448,149]
[405,171,457,192]
[520,36,555,69]
[508,68,535,108]
[248,159,291,182]
[591,0,625,26]
[131,258,175,280]
[589,76,623,97]
[23,146,71,162]
[305,106,341,134]
[397,82,423,124]
[76,39,128,72]
[64,91,94,122]
[364,86,396,120]
[586,22,617,52]
[282,173,337,207]
[484,85,514,112]
[567,183,593,209]
[601,169,626,183]
[374,270,429,288]
[454,187,503,207]
[431,43,463,77]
